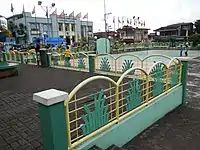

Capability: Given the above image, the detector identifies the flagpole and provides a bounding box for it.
[23,5,28,44]
[87,13,89,48]
[55,9,59,40]
[63,10,66,41]
[118,17,119,29]
[104,0,108,53]
[34,6,38,35]
[113,17,115,31]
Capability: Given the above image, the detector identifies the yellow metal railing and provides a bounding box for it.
[51,52,89,70]
[95,54,176,74]
[64,58,182,150]
[5,50,39,65]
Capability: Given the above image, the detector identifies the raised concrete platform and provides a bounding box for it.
[0,62,18,78]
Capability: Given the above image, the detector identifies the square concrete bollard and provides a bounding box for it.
[176,57,190,103]
[33,89,68,150]
[88,54,96,73]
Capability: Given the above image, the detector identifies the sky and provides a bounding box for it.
[1,0,200,32]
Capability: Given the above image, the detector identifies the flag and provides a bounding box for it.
[127,18,129,24]
[130,19,132,25]
[75,12,81,19]
[144,21,146,26]
[58,10,65,18]
[32,6,35,14]
[83,13,88,19]
[133,16,135,19]
[122,17,124,24]
[113,16,115,23]
[140,20,144,26]
[11,3,14,12]
[69,11,74,18]
[22,4,25,13]
[51,9,57,15]
[118,17,121,23]
[137,17,140,20]
[46,11,48,17]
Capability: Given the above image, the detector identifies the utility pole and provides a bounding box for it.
[104,0,111,53]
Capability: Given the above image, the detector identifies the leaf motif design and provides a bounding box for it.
[150,63,165,96]
[126,79,142,111]
[81,90,109,136]
[99,57,111,72]
[122,59,134,73]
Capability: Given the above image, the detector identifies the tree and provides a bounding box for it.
[7,22,27,44]
[188,34,200,46]
[7,21,17,38]
[194,20,200,34]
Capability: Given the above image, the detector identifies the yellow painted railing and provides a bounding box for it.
[95,54,177,74]
[64,58,182,150]
[5,50,38,64]
[51,52,89,70]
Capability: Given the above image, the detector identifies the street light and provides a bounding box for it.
[38,1,55,38]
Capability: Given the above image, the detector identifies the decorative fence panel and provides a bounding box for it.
[95,54,176,75]
[51,52,89,71]
[65,58,182,149]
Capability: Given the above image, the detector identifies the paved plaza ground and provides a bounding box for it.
[0,59,200,150]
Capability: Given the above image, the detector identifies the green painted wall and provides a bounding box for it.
[76,86,183,150]
[96,38,110,54]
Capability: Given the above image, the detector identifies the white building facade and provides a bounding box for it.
[0,15,7,30]
[7,12,93,44]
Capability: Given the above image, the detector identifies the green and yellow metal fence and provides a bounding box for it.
[64,57,182,149]
[50,52,89,71]
[95,54,175,75]
[5,50,38,65]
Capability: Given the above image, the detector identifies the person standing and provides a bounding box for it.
[35,39,41,66]
[180,45,183,57]
[65,46,71,65]
[185,42,189,57]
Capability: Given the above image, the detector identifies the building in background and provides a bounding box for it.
[117,26,150,43]
[154,22,193,41]
[0,15,7,30]
[0,15,12,42]
[7,12,93,45]
[148,33,157,42]
[93,31,119,39]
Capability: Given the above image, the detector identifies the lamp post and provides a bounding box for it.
[43,32,47,44]
[94,36,97,54]
[38,1,55,38]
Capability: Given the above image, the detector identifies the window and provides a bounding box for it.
[59,23,63,31]
[88,26,93,32]
[65,23,69,31]
[31,23,38,29]
[71,24,75,32]
[43,24,48,30]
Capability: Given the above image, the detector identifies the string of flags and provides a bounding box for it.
[113,16,146,27]
[53,10,88,20]
[10,3,89,20]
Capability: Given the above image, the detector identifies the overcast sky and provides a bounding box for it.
[1,0,200,32]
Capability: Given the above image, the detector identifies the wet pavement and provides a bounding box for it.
[123,57,200,150]
[0,58,200,150]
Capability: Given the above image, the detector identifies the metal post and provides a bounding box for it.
[104,0,108,53]
[46,7,50,37]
